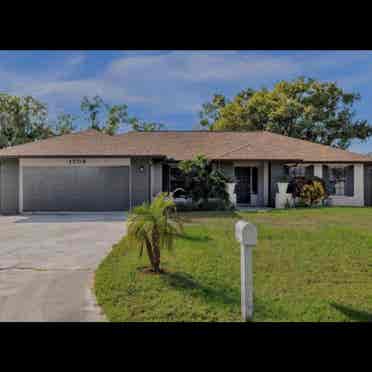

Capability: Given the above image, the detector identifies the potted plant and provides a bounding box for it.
[277,175,291,194]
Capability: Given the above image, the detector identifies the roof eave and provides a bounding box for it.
[0,154,166,159]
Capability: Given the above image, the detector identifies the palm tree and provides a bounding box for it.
[126,193,183,273]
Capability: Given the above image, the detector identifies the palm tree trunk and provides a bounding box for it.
[144,238,156,271]
[152,228,161,273]
[153,243,161,273]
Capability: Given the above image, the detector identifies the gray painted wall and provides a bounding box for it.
[257,165,265,206]
[270,162,286,207]
[23,166,130,212]
[131,158,151,208]
[218,161,235,179]
[364,165,372,206]
[151,162,163,199]
[0,162,2,212]
[0,159,19,214]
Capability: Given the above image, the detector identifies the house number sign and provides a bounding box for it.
[67,159,87,165]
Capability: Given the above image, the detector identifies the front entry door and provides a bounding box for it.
[235,167,251,204]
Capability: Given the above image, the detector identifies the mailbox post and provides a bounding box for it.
[235,220,257,321]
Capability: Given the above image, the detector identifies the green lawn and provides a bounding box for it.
[94,207,372,322]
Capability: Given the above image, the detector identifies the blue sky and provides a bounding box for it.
[1,50,372,154]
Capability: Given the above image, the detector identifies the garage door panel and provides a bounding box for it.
[23,166,129,211]
[102,168,129,210]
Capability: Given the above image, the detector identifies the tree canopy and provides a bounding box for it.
[0,93,166,149]
[0,94,53,149]
[199,77,372,149]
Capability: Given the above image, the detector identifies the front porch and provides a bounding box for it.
[150,159,367,208]
[154,160,271,208]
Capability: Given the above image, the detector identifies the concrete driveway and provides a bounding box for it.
[0,213,126,322]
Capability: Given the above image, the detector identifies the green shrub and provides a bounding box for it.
[175,198,231,212]
[288,176,329,199]
[178,154,231,206]
[300,181,326,207]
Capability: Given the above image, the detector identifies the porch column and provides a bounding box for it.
[263,161,269,206]
[314,164,322,178]
[354,164,364,205]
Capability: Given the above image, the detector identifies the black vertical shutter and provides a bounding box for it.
[322,165,329,180]
[323,165,335,195]
[345,165,354,196]
[162,164,169,192]
[252,167,258,194]
[305,165,314,177]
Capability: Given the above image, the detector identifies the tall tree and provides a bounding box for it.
[0,93,52,149]
[54,113,77,135]
[199,77,372,149]
[80,96,130,135]
[106,104,129,135]
[80,95,105,131]
[128,117,165,132]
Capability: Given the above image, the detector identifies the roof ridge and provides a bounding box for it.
[119,130,265,134]
[213,142,254,159]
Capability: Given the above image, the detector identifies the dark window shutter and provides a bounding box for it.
[162,164,170,192]
[345,165,354,196]
[305,165,314,177]
[323,165,335,195]
[322,165,329,180]
[252,167,258,194]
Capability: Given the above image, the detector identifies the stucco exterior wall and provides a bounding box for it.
[0,159,19,214]
[131,158,151,208]
[218,161,235,179]
[257,164,265,206]
[0,162,2,212]
[364,165,372,207]
[151,162,163,199]
[270,162,286,207]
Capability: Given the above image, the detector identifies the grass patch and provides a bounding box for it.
[94,207,372,322]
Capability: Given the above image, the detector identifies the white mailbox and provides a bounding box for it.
[235,220,258,322]
[235,220,257,247]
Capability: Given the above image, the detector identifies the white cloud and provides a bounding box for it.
[106,52,301,82]
[1,50,372,128]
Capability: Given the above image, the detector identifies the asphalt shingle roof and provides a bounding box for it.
[0,129,370,163]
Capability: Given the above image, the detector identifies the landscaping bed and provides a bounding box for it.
[94,207,372,322]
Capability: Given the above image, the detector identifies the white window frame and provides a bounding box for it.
[288,165,306,177]
[329,165,347,196]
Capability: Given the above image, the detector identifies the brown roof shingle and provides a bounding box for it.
[0,129,370,163]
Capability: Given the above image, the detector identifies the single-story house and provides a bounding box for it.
[0,129,371,214]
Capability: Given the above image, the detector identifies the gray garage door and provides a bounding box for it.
[23,166,130,211]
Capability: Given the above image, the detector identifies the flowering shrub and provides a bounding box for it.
[287,176,329,207]
[288,176,329,197]
[300,181,326,207]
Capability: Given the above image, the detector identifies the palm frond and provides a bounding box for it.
[125,193,183,271]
